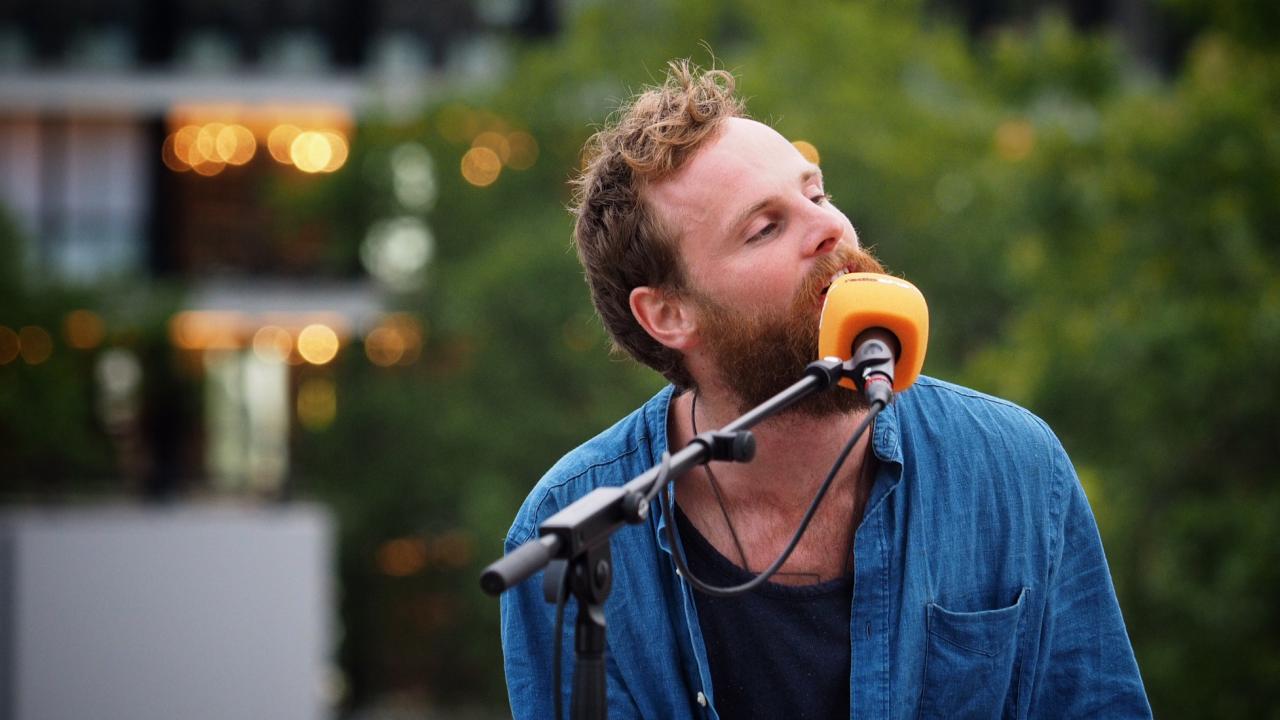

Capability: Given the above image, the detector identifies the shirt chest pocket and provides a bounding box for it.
[917,587,1028,720]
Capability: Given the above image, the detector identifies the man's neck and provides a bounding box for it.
[677,384,871,507]
[667,385,875,584]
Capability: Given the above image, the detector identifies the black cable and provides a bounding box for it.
[661,399,884,597]
[552,566,568,720]
[642,450,673,506]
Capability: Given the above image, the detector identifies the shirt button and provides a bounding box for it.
[696,691,707,707]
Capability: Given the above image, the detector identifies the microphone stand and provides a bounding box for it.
[480,347,894,720]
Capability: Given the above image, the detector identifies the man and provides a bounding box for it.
[501,61,1151,719]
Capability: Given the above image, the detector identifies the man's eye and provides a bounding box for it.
[749,222,778,242]
[813,192,833,204]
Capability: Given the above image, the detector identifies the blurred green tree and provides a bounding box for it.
[965,29,1280,716]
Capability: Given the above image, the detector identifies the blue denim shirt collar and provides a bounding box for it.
[645,384,907,550]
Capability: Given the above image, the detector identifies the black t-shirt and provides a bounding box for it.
[675,506,853,719]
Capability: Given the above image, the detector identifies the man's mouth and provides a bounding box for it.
[818,266,854,298]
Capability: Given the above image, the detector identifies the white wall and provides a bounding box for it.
[0,504,333,720]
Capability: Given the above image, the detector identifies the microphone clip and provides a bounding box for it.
[848,328,897,406]
[691,430,757,464]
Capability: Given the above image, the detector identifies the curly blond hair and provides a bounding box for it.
[571,60,745,388]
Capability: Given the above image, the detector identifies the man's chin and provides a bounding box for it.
[725,370,868,419]
[780,384,867,419]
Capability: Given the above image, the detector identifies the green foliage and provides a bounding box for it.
[964,32,1280,716]
[0,215,110,493]
[1162,0,1280,52]
[283,1,1278,715]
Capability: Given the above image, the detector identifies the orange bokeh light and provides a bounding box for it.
[162,133,189,172]
[319,131,349,172]
[506,131,539,170]
[376,537,428,577]
[0,326,19,364]
[268,124,302,164]
[792,140,821,165]
[169,311,244,351]
[461,146,501,187]
[252,325,293,363]
[995,119,1036,162]
[364,327,405,367]
[289,131,348,174]
[64,310,105,350]
[472,131,511,163]
[216,124,257,165]
[18,326,52,365]
[297,324,340,364]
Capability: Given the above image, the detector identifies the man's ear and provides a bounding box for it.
[630,286,698,351]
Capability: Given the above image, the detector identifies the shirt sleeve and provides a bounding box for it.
[1027,441,1153,718]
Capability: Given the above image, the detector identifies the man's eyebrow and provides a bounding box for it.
[725,166,824,236]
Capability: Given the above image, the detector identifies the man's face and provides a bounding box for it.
[646,118,883,414]
[689,243,883,415]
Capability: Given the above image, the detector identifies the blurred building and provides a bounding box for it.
[0,0,557,497]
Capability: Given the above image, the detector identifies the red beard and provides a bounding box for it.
[690,244,886,417]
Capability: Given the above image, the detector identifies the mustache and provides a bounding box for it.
[794,245,885,307]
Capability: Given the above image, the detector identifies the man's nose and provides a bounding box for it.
[802,201,844,257]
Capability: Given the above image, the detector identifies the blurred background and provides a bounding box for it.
[0,0,1276,717]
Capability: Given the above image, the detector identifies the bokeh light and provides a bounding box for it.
[472,131,511,163]
[319,131,349,172]
[364,314,424,367]
[268,124,302,164]
[391,143,437,211]
[297,324,340,365]
[361,218,435,292]
[169,311,243,351]
[0,326,19,364]
[251,325,293,364]
[64,310,105,350]
[195,123,225,163]
[296,376,337,430]
[460,146,501,187]
[290,131,348,173]
[216,124,257,165]
[190,153,226,176]
[387,314,424,366]
[18,326,52,365]
[376,537,428,577]
[364,327,405,367]
[473,109,507,134]
[173,125,200,163]
[291,131,332,173]
[162,132,190,172]
[163,105,354,177]
[792,140,821,165]
[95,348,143,428]
[506,131,539,170]
[429,530,474,568]
[996,119,1035,162]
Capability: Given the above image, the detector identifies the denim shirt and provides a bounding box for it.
[500,377,1151,718]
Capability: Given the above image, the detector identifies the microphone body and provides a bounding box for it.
[817,273,929,394]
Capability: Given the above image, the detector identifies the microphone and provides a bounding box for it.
[817,273,928,401]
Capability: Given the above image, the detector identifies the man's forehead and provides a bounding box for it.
[645,118,807,239]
